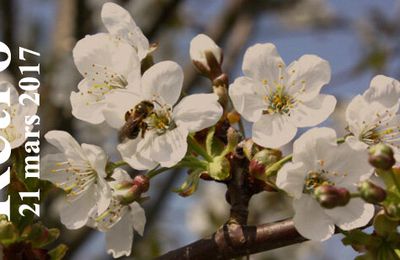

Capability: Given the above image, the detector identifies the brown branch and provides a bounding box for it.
[156,218,307,260]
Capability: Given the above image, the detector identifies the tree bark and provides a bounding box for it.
[156,218,307,260]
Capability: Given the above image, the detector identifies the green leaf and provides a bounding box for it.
[342,229,381,248]
[207,156,231,181]
[49,244,68,260]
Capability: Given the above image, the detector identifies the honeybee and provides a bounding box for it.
[119,100,155,141]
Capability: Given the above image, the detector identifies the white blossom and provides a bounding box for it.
[276,127,374,241]
[93,168,146,258]
[229,43,336,148]
[103,61,223,169]
[346,75,400,162]
[190,34,222,70]
[42,130,111,229]
[0,81,37,149]
[71,33,141,124]
[101,2,150,61]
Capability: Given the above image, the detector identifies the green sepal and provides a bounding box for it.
[174,169,203,197]
[48,244,68,260]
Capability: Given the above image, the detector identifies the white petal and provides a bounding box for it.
[287,55,331,102]
[289,94,336,127]
[9,94,37,148]
[173,93,223,132]
[60,185,97,229]
[242,43,286,82]
[293,196,335,241]
[73,33,138,81]
[111,168,132,183]
[190,34,222,67]
[151,127,189,168]
[346,136,369,151]
[364,75,400,109]
[345,95,394,137]
[228,77,265,122]
[276,162,307,199]
[141,61,183,106]
[130,202,146,236]
[323,142,372,188]
[103,91,141,129]
[70,80,106,124]
[292,127,337,170]
[105,213,134,258]
[0,81,18,102]
[117,137,158,170]
[252,114,297,148]
[96,176,112,215]
[81,143,107,177]
[44,130,85,162]
[41,154,70,184]
[325,198,374,230]
[101,2,149,60]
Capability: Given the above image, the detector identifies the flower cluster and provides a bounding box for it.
[40,1,400,258]
[44,2,222,258]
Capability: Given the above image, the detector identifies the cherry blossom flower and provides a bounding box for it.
[346,75,400,161]
[190,34,222,71]
[229,43,336,148]
[93,168,146,258]
[276,127,374,241]
[0,81,37,149]
[71,33,140,124]
[103,61,223,169]
[42,130,111,229]
[101,2,150,61]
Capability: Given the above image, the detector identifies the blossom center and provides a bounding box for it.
[85,64,128,102]
[359,111,400,148]
[51,160,97,199]
[263,86,295,115]
[124,99,176,139]
[303,171,334,193]
[145,106,176,135]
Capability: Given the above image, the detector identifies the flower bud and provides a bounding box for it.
[368,143,395,170]
[249,149,282,176]
[314,185,350,209]
[358,180,386,204]
[133,175,150,193]
[118,175,150,205]
[190,34,222,78]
